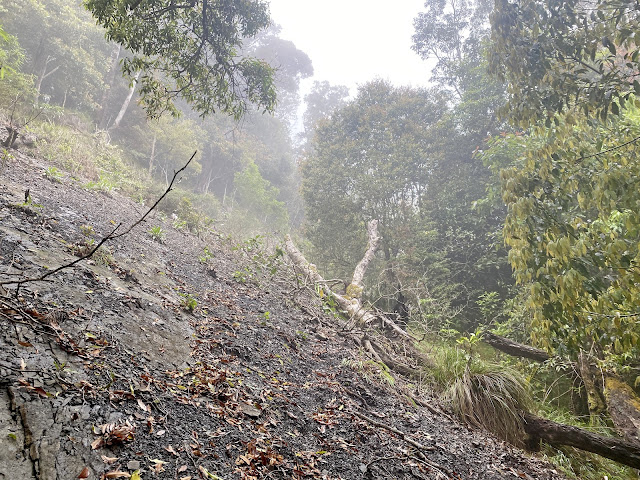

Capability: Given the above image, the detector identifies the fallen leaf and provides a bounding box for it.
[77,466,90,478]
[104,471,130,479]
[18,341,33,348]
[179,477,192,480]
[164,445,178,456]
[137,399,148,412]
[178,465,188,473]
[34,387,49,398]
[149,459,165,473]
[130,470,141,480]
[101,455,118,464]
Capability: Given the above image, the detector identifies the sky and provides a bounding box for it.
[267,0,433,96]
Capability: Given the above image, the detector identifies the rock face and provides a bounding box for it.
[0,151,565,479]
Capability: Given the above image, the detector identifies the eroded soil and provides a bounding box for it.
[0,150,565,479]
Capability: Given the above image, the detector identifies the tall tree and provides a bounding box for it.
[484,0,640,444]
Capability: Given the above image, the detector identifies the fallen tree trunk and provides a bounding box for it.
[284,221,411,340]
[523,412,640,469]
[482,332,551,362]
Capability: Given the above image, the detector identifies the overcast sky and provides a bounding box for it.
[267,0,433,96]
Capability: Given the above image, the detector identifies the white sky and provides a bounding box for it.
[267,0,433,96]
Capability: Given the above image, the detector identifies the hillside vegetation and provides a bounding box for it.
[2,0,640,478]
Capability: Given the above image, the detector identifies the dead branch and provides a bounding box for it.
[0,151,197,294]
[363,335,420,379]
[352,410,435,452]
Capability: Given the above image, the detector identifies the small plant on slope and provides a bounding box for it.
[148,225,165,244]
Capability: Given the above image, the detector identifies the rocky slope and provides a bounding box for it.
[0,150,565,479]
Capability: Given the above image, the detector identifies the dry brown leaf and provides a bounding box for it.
[91,438,103,450]
[104,471,130,479]
[137,398,148,412]
[164,445,178,456]
[77,466,90,478]
[178,465,188,473]
[101,455,118,464]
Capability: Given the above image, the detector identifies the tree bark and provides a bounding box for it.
[97,44,121,129]
[482,332,551,362]
[347,219,380,300]
[604,374,640,445]
[577,352,607,424]
[149,132,157,175]
[523,412,640,469]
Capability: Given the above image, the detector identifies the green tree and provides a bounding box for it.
[84,0,277,119]
[249,24,313,127]
[302,80,464,319]
[301,80,350,140]
[233,159,288,233]
[2,0,111,110]
[489,0,640,125]
[485,111,640,358]
[0,24,34,102]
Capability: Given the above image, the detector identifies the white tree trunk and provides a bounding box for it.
[110,71,140,131]
[283,221,410,339]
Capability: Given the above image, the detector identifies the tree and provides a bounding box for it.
[233,159,289,232]
[301,80,350,139]
[84,0,277,119]
[412,0,493,96]
[484,0,640,450]
[0,24,34,103]
[302,80,472,322]
[249,25,313,127]
[489,0,640,125]
[1,0,111,110]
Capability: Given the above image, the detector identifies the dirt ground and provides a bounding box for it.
[0,149,566,479]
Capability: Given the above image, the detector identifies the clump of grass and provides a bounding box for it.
[179,292,197,312]
[422,342,530,445]
[148,225,165,243]
[44,166,63,182]
[445,361,530,445]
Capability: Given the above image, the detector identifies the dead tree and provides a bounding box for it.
[284,219,410,339]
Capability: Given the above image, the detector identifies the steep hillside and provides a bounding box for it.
[0,149,564,479]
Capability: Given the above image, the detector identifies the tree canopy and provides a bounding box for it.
[490,0,640,125]
[84,0,277,119]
